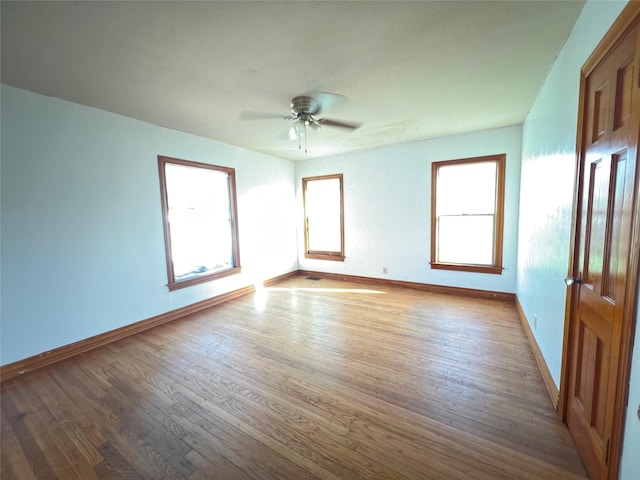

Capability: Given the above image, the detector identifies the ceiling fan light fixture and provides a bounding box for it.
[289,118,308,152]
[293,119,306,135]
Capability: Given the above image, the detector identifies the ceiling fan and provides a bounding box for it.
[241,93,362,153]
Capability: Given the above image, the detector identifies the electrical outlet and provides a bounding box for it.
[533,314,538,330]
[383,267,388,274]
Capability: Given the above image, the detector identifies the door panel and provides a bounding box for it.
[615,59,634,129]
[566,23,639,480]
[592,84,609,143]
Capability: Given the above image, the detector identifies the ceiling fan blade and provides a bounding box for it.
[317,118,362,130]
[312,92,347,114]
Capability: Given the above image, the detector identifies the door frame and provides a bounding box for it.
[559,3,640,479]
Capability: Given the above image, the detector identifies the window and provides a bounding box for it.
[430,154,505,274]
[158,156,240,290]
[302,174,345,261]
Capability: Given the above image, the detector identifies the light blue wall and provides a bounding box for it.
[296,125,522,294]
[0,84,298,365]
[517,1,639,477]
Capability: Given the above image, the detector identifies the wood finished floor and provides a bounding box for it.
[1,275,588,479]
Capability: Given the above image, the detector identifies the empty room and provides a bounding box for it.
[1,1,640,479]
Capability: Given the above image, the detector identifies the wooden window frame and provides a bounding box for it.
[158,155,241,291]
[302,174,345,261]
[430,154,506,274]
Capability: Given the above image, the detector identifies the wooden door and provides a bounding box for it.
[564,10,640,480]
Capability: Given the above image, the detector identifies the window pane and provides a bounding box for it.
[306,177,342,252]
[437,162,496,215]
[438,215,494,265]
[165,164,233,280]
[158,156,240,290]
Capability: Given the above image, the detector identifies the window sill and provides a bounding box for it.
[167,266,242,291]
[430,263,502,275]
[305,252,345,262]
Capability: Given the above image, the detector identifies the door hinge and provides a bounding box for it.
[604,438,611,465]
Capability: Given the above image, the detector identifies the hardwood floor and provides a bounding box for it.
[1,275,588,479]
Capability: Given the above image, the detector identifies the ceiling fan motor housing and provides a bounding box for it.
[291,96,319,116]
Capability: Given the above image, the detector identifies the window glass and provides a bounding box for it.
[437,162,496,215]
[158,156,240,290]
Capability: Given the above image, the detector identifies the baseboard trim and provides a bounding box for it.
[297,270,515,302]
[264,270,299,286]
[514,296,559,409]
[0,271,298,382]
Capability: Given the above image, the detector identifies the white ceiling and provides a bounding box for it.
[1,1,585,161]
